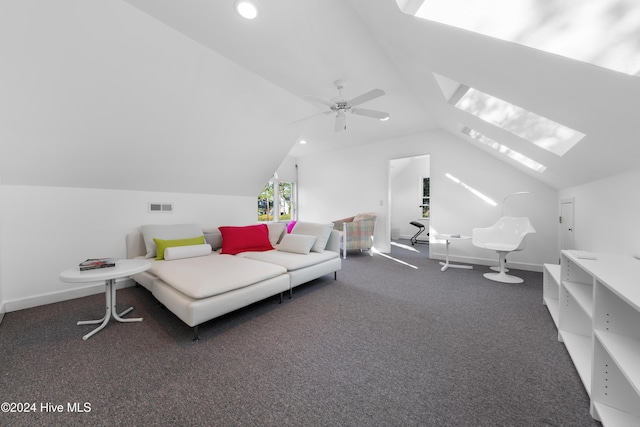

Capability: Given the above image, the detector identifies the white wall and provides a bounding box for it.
[296,130,558,271]
[0,185,256,311]
[390,155,430,240]
[276,156,299,183]
[559,167,640,257]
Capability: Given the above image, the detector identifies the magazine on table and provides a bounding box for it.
[79,258,117,271]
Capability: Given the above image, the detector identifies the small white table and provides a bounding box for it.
[435,234,473,272]
[59,259,150,340]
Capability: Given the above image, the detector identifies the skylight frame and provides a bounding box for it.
[454,86,584,157]
[460,125,547,173]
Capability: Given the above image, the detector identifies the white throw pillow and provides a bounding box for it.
[204,230,223,250]
[164,244,212,261]
[291,222,333,253]
[276,234,317,255]
[140,224,203,259]
[266,222,287,246]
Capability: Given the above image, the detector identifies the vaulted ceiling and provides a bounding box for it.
[2,0,640,195]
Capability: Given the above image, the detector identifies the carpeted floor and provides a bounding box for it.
[0,241,600,426]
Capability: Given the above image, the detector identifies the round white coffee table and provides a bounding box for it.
[435,234,473,272]
[59,259,150,340]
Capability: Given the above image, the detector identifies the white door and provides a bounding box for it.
[560,199,575,250]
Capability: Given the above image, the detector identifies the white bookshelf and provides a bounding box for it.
[543,263,560,327]
[549,250,640,426]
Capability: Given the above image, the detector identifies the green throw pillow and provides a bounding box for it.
[153,236,205,260]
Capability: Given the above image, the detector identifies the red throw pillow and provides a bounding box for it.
[218,224,274,255]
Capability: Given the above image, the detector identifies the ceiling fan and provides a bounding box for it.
[304,79,389,132]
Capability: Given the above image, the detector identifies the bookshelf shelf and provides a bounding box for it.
[544,250,640,425]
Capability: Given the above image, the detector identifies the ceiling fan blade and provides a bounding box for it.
[348,88,385,106]
[334,111,347,132]
[351,107,390,120]
[303,95,335,108]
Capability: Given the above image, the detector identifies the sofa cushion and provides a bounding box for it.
[291,222,333,253]
[149,254,286,299]
[164,244,212,261]
[153,236,206,260]
[141,223,203,259]
[219,224,273,255]
[266,222,287,246]
[203,230,223,251]
[276,234,317,255]
[238,249,338,271]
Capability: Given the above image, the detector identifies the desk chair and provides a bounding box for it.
[410,221,428,245]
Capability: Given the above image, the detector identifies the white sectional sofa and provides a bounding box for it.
[126,222,341,340]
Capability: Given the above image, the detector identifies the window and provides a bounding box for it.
[461,126,547,173]
[405,0,640,77]
[278,181,293,221]
[258,179,295,222]
[258,181,275,221]
[454,86,584,156]
[420,177,430,218]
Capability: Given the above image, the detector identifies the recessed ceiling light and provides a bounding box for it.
[299,140,307,145]
[234,1,258,19]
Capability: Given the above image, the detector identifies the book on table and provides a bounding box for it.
[79,258,117,271]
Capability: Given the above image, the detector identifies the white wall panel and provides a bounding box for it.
[0,185,255,311]
[559,167,640,257]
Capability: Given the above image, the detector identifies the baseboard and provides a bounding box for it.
[0,303,5,326]
[4,278,136,313]
[429,252,543,273]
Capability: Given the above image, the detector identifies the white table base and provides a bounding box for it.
[439,260,474,272]
[438,238,473,272]
[78,278,142,340]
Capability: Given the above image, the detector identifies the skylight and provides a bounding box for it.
[408,0,640,77]
[461,126,547,173]
[455,87,584,156]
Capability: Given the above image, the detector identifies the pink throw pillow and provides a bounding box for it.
[218,224,274,255]
[286,220,297,234]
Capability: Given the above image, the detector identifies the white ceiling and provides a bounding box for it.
[123,0,440,157]
[2,0,640,194]
[123,0,640,190]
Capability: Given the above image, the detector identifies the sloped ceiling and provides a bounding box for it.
[2,0,640,194]
[352,0,640,189]
[0,0,315,196]
[122,0,440,157]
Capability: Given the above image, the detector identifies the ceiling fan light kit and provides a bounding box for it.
[304,79,389,132]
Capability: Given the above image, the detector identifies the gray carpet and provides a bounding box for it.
[0,241,600,426]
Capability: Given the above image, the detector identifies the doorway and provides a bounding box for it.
[560,198,575,251]
[388,155,431,245]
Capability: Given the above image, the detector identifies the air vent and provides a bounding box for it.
[148,203,173,213]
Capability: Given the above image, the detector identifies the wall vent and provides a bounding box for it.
[148,203,173,213]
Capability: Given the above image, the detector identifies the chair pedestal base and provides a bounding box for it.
[484,250,523,283]
[483,271,523,283]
